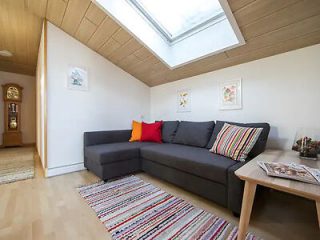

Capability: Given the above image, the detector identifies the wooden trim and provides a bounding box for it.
[43,19,48,170]
[35,19,48,173]
[46,163,86,177]
[0,143,35,148]
[316,201,320,229]
[34,147,41,161]
[23,143,36,147]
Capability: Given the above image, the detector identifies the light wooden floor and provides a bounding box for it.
[0,148,319,240]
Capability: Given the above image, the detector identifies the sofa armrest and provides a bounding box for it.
[84,130,131,147]
[227,161,247,214]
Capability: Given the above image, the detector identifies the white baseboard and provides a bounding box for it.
[45,162,85,177]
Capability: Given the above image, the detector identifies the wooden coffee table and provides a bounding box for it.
[235,150,320,240]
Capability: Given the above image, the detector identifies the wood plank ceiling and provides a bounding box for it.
[0,0,43,75]
[1,0,320,86]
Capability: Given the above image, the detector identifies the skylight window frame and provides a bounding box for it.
[93,0,246,69]
[127,0,226,45]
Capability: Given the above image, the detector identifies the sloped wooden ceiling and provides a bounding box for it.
[0,0,43,75]
[1,0,320,86]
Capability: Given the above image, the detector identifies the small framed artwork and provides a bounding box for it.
[219,78,242,110]
[177,89,191,112]
[67,66,88,91]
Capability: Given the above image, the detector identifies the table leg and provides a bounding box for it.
[316,200,320,229]
[237,181,257,240]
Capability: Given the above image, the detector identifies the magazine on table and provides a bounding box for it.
[258,161,320,185]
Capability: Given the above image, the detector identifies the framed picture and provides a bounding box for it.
[219,78,242,110]
[67,66,88,91]
[177,89,191,112]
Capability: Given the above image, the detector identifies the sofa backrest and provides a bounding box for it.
[172,121,215,148]
[84,130,131,147]
[206,121,270,159]
[161,121,180,143]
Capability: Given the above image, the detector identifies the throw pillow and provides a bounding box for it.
[129,120,142,142]
[206,121,270,159]
[210,123,263,161]
[141,121,163,143]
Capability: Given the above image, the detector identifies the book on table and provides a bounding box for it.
[258,161,320,185]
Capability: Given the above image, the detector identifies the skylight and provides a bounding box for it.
[128,0,225,43]
[94,0,245,68]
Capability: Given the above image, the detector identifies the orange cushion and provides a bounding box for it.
[129,121,142,142]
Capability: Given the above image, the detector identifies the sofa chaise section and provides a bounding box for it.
[84,130,156,179]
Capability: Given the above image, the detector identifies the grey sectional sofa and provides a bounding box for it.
[84,121,270,215]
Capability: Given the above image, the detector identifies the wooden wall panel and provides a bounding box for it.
[87,18,119,50]
[60,0,91,36]
[47,0,320,86]
[173,53,229,77]
[99,38,121,59]
[25,0,48,17]
[227,15,320,58]
[133,48,153,60]
[234,0,299,27]
[228,0,256,12]
[241,0,320,39]
[0,0,42,76]
[117,54,141,69]
[85,3,106,26]
[75,18,98,44]
[46,0,67,27]
[1,0,27,65]
[112,29,132,45]
[203,30,320,78]
[1,0,320,86]
[0,60,35,76]
[130,55,160,74]
[107,38,142,63]
[26,13,43,65]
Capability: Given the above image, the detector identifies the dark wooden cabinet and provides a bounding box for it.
[2,84,23,147]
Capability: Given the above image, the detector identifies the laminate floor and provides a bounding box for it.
[0,148,318,240]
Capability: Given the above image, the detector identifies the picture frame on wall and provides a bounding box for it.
[177,89,191,112]
[219,78,242,110]
[67,66,88,91]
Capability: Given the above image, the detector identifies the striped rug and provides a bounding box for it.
[78,176,259,240]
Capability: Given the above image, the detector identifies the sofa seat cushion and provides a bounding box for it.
[141,144,238,184]
[85,142,157,165]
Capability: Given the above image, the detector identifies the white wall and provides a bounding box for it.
[151,44,320,150]
[0,71,36,145]
[42,20,320,176]
[46,22,150,176]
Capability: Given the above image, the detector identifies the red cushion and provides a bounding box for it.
[141,121,163,143]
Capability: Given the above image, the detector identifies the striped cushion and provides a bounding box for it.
[210,123,263,161]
